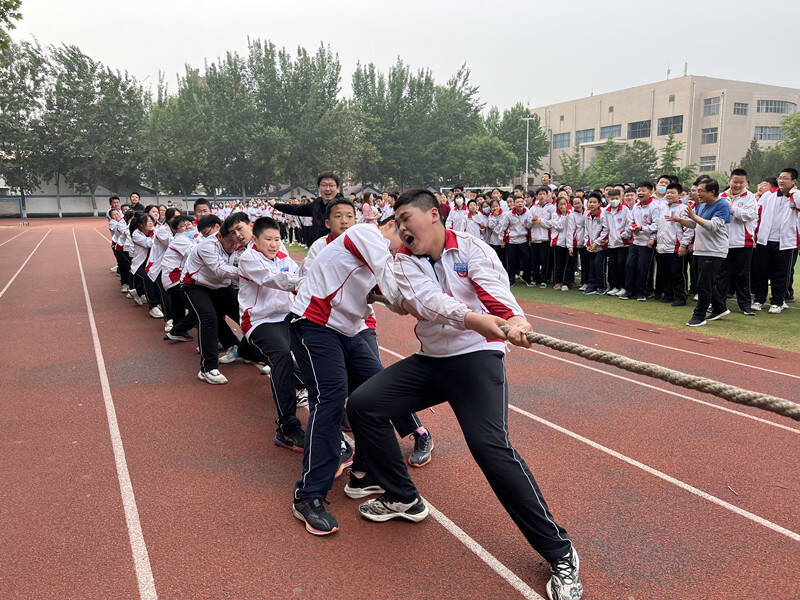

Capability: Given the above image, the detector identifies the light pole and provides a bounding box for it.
[521,115,535,189]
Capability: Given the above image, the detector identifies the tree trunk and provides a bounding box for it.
[56,173,62,218]
[90,186,98,217]
[241,182,246,201]
[20,189,27,219]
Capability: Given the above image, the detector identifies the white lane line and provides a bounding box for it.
[373,305,798,434]
[525,311,800,381]
[340,433,542,599]
[0,230,27,247]
[73,229,158,600]
[377,345,800,544]
[94,228,111,243]
[0,229,52,299]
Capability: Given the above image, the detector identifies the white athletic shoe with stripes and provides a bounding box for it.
[197,369,228,385]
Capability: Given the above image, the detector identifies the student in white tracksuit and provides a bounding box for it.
[346,189,583,600]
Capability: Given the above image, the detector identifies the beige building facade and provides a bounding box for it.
[531,75,800,183]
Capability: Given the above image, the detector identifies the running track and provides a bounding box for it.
[2,219,798,599]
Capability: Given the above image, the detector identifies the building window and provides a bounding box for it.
[553,132,571,149]
[668,94,675,102]
[608,106,614,113]
[703,97,720,116]
[699,156,716,172]
[600,124,621,139]
[559,115,565,122]
[701,127,718,144]
[756,99,796,114]
[733,102,748,115]
[657,115,683,135]
[627,120,651,139]
[576,128,595,144]
[754,126,784,141]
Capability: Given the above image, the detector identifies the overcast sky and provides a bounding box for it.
[12,0,800,111]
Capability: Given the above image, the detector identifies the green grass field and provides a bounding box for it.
[510,283,800,353]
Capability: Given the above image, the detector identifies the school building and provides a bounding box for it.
[530,75,800,182]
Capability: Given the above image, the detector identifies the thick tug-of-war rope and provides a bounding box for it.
[498,325,800,422]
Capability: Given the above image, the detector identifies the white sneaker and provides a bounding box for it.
[218,346,241,364]
[110,265,118,272]
[547,547,583,600]
[782,301,789,309]
[260,363,272,375]
[131,290,144,305]
[616,288,626,298]
[120,284,129,293]
[692,294,699,301]
[578,284,587,291]
[149,306,164,319]
[561,285,569,292]
[140,294,148,304]
[198,369,228,385]
[751,302,763,311]
[164,319,173,333]
[607,288,620,296]
[768,304,784,314]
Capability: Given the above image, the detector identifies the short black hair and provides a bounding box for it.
[637,181,654,191]
[394,189,440,220]
[109,195,120,205]
[325,198,356,220]
[513,184,524,191]
[197,214,222,231]
[658,174,679,185]
[170,214,193,231]
[165,207,180,223]
[388,192,398,201]
[694,175,712,186]
[543,172,551,177]
[222,211,251,235]
[780,167,798,180]
[253,216,281,238]
[607,188,621,197]
[666,182,683,193]
[129,212,152,235]
[587,191,603,202]
[194,198,211,211]
[698,179,719,195]
[453,184,464,192]
[129,192,140,199]
[121,203,131,210]
[316,171,341,187]
[143,204,158,215]
[536,186,550,195]
[623,187,635,194]
[467,198,478,207]
[730,168,748,179]
[762,176,778,187]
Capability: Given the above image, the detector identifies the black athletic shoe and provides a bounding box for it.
[686,316,707,327]
[344,472,385,499]
[292,498,338,535]
[359,493,429,523]
[274,428,305,453]
[335,441,354,479]
[742,308,756,316]
[670,299,686,307]
[408,431,434,467]
[707,308,730,321]
[165,331,193,342]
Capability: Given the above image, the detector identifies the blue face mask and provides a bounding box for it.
[182,231,197,239]
[656,185,667,195]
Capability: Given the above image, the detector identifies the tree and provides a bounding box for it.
[584,137,623,187]
[497,103,548,177]
[659,132,696,188]
[555,144,589,190]
[454,134,517,186]
[617,140,658,185]
[0,40,47,216]
[737,137,785,190]
[0,0,22,53]
[778,112,800,171]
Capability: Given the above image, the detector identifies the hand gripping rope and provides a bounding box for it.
[498,325,800,422]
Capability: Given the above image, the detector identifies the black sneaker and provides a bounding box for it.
[686,316,707,327]
[344,472,385,499]
[274,428,305,453]
[546,547,583,600]
[742,308,756,316]
[359,493,429,523]
[292,498,338,535]
[670,299,686,306]
[707,308,730,321]
[335,441,354,479]
[408,431,434,467]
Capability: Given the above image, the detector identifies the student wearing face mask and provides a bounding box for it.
[464,199,484,238]
[604,189,632,297]
[477,199,492,243]
[446,193,469,231]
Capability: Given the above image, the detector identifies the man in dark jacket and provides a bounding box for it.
[270,172,342,243]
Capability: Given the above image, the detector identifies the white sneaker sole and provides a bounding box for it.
[344,483,386,499]
[359,500,429,522]
[197,371,227,385]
